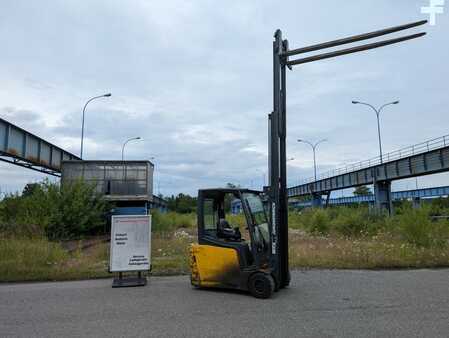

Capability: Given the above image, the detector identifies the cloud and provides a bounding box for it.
[0,1,448,196]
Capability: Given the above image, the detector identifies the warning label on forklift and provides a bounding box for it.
[109,215,151,272]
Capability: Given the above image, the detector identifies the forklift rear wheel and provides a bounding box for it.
[248,273,275,299]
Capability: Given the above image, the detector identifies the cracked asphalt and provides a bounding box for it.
[1,269,448,337]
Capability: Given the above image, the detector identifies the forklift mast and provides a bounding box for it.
[267,21,427,288]
[268,30,290,288]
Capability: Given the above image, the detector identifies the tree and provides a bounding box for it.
[22,183,41,197]
[0,179,107,239]
[353,185,372,196]
[166,193,197,213]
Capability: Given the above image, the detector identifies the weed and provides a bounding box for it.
[151,211,196,232]
[0,179,107,240]
[390,205,449,248]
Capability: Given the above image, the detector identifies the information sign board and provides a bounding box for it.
[110,215,151,272]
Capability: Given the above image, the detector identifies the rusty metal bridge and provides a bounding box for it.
[0,117,80,176]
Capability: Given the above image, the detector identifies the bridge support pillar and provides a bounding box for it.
[374,181,393,214]
[311,193,322,208]
[412,197,421,209]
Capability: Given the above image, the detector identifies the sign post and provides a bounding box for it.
[110,215,151,287]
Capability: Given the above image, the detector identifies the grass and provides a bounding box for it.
[2,230,448,282]
[151,231,194,275]
[0,237,110,282]
[290,205,449,247]
[0,231,195,282]
[151,211,196,232]
[1,208,449,282]
[289,231,449,269]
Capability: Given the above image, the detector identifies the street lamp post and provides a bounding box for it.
[121,137,141,161]
[80,93,111,159]
[297,139,327,181]
[352,100,399,163]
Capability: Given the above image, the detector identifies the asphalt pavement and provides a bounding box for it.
[1,269,448,337]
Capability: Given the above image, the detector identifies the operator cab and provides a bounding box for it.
[199,188,272,266]
[191,188,276,298]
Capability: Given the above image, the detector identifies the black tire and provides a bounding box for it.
[248,273,275,299]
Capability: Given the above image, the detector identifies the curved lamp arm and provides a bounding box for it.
[378,100,400,114]
[313,138,328,150]
[80,93,111,158]
[121,137,141,161]
[352,100,378,115]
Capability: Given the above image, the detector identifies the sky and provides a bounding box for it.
[0,0,448,197]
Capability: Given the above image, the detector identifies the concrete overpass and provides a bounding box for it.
[288,135,449,213]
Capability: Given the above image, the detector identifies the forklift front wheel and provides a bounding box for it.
[248,273,275,299]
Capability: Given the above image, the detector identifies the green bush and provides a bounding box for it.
[289,206,388,237]
[310,209,332,235]
[0,193,47,238]
[151,211,196,232]
[0,179,107,240]
[332,208,366,237]
[45,180,107,240]
[295,208,331,235]
[390,206,449,248]
[165,193,197,213]
[288,211,304,230]
[226,214,246,228]
[151,212,245,233]
[332,207,385,237]
[429,197,449,216]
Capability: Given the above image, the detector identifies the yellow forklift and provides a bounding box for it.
[189,21,426,298]
[190,188,280,298]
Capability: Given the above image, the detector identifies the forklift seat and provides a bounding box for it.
[217,219,242,241]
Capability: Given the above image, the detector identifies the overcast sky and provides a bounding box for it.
[0,0,448,197]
